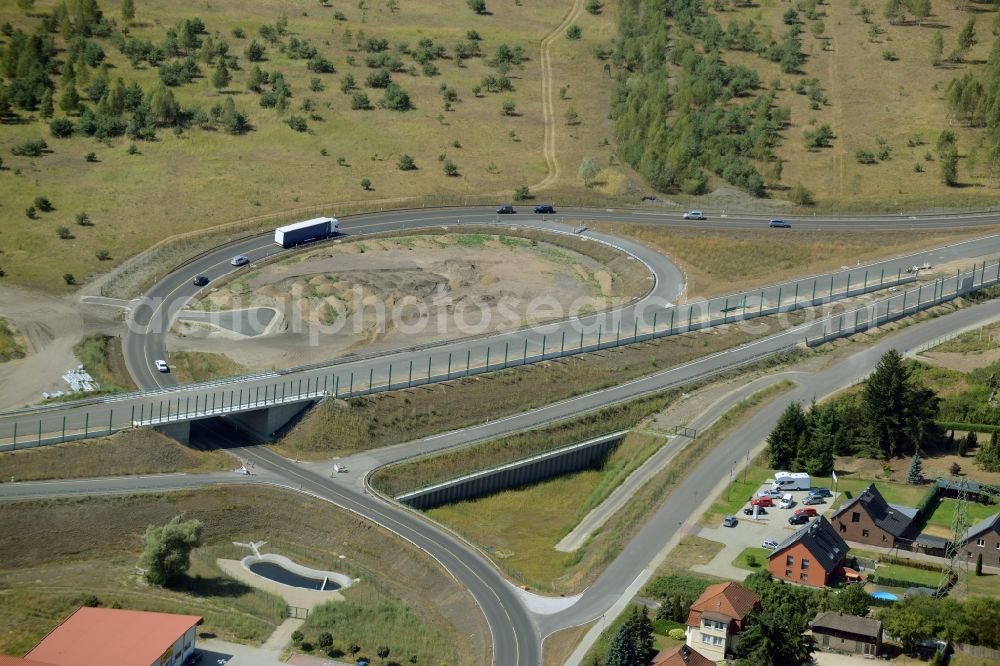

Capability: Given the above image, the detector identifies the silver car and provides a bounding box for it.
[230,255,249,266]
[683,210,706,220]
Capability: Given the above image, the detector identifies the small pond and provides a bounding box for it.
[248,561,340,590]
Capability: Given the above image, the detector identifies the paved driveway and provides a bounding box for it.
[692,485,841,580]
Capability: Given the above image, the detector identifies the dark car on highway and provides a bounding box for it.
[768,219,791,228]
[192,275,209,287]
[497,204,516,214]
[533,204,555,214]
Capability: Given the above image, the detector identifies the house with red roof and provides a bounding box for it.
[651,644,715,666]
[683,581,761,661]
[8,607,202,666]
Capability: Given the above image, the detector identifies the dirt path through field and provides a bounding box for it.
[533,0,586,192]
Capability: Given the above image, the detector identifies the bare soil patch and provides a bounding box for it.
[917,349,1000,373]
[0,429,231,482]
[0,486,485,664]
[173,229,645,371]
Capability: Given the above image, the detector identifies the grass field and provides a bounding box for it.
[830,477,930,510]
[276,317,802,461]
[0,318,26,363]
[732,547,771,572]
[930,322,1000,354]
[0,486,483,663]
[717,0,1000,208]
[72,333,137,392]
[419,379,791,592]
[0,0,625,294]
[167,350,247,384]
[926,498,999,531]
[647,536,726,581]
[0,428,231,481]
[876,562,943,588]
[589,224,990,298]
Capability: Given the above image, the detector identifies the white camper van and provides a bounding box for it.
[770,472,811,491]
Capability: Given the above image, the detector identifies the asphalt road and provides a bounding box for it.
[4,207,1000,665]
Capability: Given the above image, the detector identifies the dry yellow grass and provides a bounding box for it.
[0,0,630,293]
[720,0,1000,207]
[0,428,231,481]
[167,350,246,384]
[591,223,990,297]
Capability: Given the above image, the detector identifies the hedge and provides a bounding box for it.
[915,483,941,521]
[937,422,1000,434]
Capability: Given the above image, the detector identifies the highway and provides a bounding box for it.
[3,206,1000,665]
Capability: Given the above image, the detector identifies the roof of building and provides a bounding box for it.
[831,484,915,538]
[936,478,990,494]
[26,607,201,666]
[960,511,1000,545]
[810,611,882,640]
[914,533,950,548]
[651,645,716,666]
[685,581,761,628]
[772,516,849,573]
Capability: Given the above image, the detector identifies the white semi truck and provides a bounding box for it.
[274,217,340,248]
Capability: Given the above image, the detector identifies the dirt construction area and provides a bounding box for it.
[170,232,644,370]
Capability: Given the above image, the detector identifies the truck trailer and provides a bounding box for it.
[274,217,340,248]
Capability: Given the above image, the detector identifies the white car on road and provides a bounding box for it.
[230,255,250,266]
[154,360,169,372]
[763,539,779,550]
[682,210,706,220]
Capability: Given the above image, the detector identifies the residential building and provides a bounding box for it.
[831,483,917,547]
[959,511,1000,567]
[23,607,201,666]
[810,611,883,658]
[769,516,849,588]
[651,644,715,666]
[684,581,761,661]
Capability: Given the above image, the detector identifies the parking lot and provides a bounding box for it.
[692,483,841,581]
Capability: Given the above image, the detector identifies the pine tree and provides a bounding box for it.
[40,88,54,118]
[60,75,80,113]
[907,452,924,484]
[803,404,837,476]
[976,431,1000,472]
[212,60,231,91]
[862,350,939,458]
[977,552,983,576]
[604,623,638,666]
[768,402,808,468]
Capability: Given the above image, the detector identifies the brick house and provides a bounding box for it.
[769,516,849,588]
[684,581,761,661]
[810,611,883,658]
[831,483,917,547]
[959,512,1000,567]
[651,645,715,666]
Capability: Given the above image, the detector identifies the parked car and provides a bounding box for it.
[154,359,169,373]
[192,275,209,287]
[779,494,795,509]
[723,515,738,528]
[497,204,516,214]
[682,210,706,220]
[533,204,556,214]
[807,487,832,498]
[788,514,810,525]
[802,495,825,505]
[750,496,774,508]
[759,488,784,499]
[794,507,818,517]
[768,219,791,228]
[762,539,779,550]
[230,255,249,266]
[744,506,768,516]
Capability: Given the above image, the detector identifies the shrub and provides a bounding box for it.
[381,84,411,111]
[788,183,815,205]
[668,628,685,640]
[360,178,372,190]
[127,143,139,155]
[85,152,97,162]
[443,160,459,176]
[855,150,877,165]
[586,0,603,13]
[501,100,516,116]
[34,196,54,212]
[513,185,531,201]
[50,118,74,138]
[56,226,73,239]
[63,273,76,285]
[350,92,371,110]
[467,0,487,13]
[75,212,92,226]
[746,553,758,567]
[366,69,392,88]
[96,249,111,260]
[567,25,582,40]
[11,138,48,157]
[397,154,416,170]
[291,630,304,644]
[318,632,333,648]
[25,206,37,219]
[287,115,308,132]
